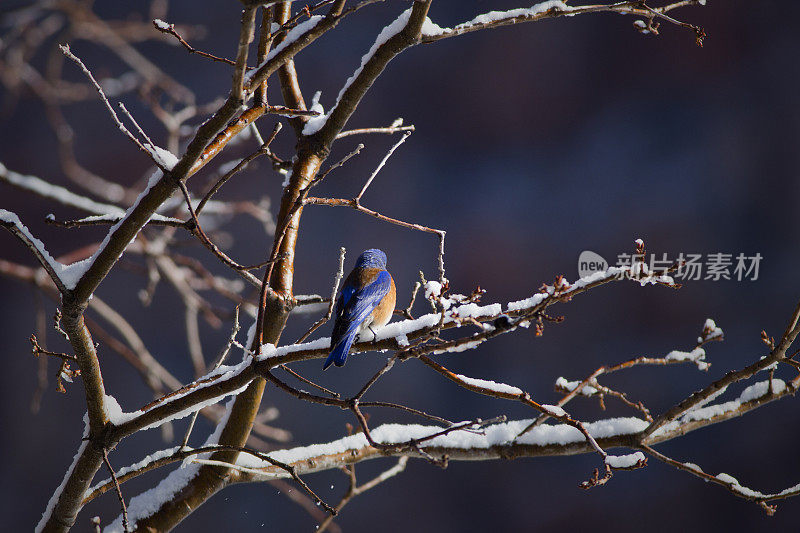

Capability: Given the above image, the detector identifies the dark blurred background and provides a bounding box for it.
[2,1,799,531]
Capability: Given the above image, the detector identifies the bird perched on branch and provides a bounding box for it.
[324,249,396,370]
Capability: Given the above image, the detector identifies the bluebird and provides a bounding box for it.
[324,249,396,370]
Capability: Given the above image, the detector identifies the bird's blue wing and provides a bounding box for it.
[339,283,356,309]
[330,280,357,341]
[324,271,391,369]
[339,270,391,340]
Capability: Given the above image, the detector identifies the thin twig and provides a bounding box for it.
[358,401,453,425]
[58,44,161,167]
[102,448,129,532]
[316,144,364,182]
[336,122,415,139]
[304,197,447,284]
[355,131,411,202]
[30,334,76,362]
[177,180,276,273]
[279,365,340,398]
[641,444,797,514]
[196,122,282,216]
[117,102,157,153]
[352,357,396,401]
[318,457,408,532]
[401,281,421,319]
[152,19,238,66]
[0,213,69,294]
[212,306,242,370]
[295,247,346,343]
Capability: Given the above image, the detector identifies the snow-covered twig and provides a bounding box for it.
[47,214,184,228]
[152,18,238,66]
[417,354,615,482]
[643,299,800,439]
[0,209,74,293]
[243,0,371,95]
[86,442,337,515]
[420,0,705,45]
[641,444,800,515]
[0,162,126,217]
[336,118,415,139]
[538,319,723,432]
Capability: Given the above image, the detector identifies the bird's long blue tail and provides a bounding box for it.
[323,332,357,370]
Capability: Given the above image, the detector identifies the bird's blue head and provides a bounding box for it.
[355,248,387,269]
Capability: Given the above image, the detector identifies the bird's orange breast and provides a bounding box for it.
[358,267,396,328]
[372,273,396,328]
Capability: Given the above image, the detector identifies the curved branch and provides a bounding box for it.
[420,1,705,44]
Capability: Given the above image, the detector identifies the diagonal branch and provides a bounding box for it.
[643,298,800,439]
[152,19,238,66]
[306,1,433,147]
[59,45,164,168]
[0,210,70,294]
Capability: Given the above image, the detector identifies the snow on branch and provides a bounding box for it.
[108,354,255,436]
[554,318,721,408]
[35,416,91,533]
[1,162,126,217]
[102,399,235,533]
[0,209,89,292]
[452,374,523,396]
[643,444,800,515]
[643,301,800,440]
[302,9,414,136]
[63,261,678,454]
[242,1,377,96]
[671,379,787,428]
[303,1,433,144]
[86,368,800,522]
[88,415,649,504]
[424,0,577,38]
[254,262,676,367]
[420,0,706,45]
[234,417,650,476]
[244,16,324,89]
[61,164,178,299]
[0,161,182,226]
